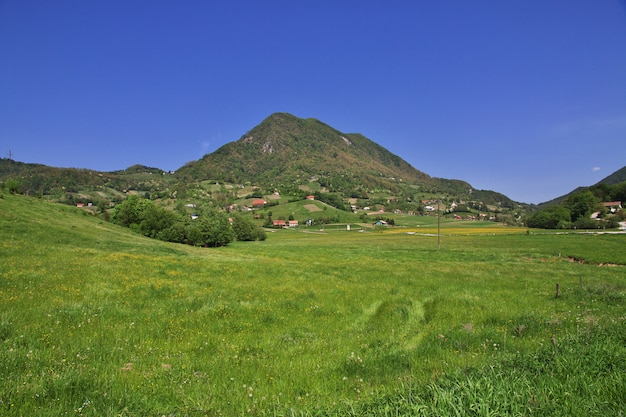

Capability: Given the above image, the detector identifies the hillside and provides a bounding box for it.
[0,159,175,202]
[176,113,431,191]
[0,113,524,212]
[595,165,626,186]
[539,165,626,207]
[175,113,520,206]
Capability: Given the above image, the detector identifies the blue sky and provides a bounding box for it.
[1,1,625,204]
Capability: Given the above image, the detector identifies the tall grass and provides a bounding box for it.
[1,194,625,415]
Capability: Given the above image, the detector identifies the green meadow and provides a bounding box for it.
[1,194,625,416]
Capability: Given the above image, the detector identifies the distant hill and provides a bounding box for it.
[177,113,432,189]
[0,113,523,209]
[538,165,626,207]
[0,159,173,200]
[176,113,519,207]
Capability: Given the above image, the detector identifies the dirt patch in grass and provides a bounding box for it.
[304,204,322,212]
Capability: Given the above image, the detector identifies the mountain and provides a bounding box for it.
[538,165,626,207]
[176,113,518,206]
[1,113,522,209]
[177,113,431,189]
[595,166,626,186]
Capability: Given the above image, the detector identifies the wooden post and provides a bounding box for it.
[579,275,582,287]
[555,283,560,299]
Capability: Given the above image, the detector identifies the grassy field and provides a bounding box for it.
[1,194,625,416]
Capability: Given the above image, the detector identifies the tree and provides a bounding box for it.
[139,204,177,238]
[4,179,21,194]
[526,206,571,229]
[110,195,153,228]
[566,191,597,222]
[197,209,233,247]
[155,221,186,243]
[231,213,267,241]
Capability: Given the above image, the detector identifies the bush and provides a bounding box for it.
[573,217,600,230]
[110,196,263,247]
[4,179,21,194]
[526,206,571,229]
[231,213,266,241]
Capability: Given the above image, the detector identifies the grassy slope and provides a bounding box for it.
[1,194,625,416]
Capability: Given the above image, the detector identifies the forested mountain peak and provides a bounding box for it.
[176,113,444,195]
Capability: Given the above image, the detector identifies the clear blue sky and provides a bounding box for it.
[1,1,625,204]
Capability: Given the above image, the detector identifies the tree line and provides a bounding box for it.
[526,183,626,229]
[111,195,266,247]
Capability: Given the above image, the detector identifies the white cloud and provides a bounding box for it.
[592,166,601,172]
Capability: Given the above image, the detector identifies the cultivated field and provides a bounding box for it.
[1,194,625,416]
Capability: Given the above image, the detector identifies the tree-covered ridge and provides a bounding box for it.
[594,165,626,185]
[0,158,173,199]
[538,165,626,207]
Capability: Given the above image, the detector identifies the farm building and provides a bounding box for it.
[602,201,622,213]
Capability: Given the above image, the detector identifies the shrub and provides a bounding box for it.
[573,217,600,230]
[231,213,266,241]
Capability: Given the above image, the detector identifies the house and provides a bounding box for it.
[252,199,267,208]
[603,201,622,213]
[306,195,315,200]
[273,220,287,227]
[288,220,299,227]
[374,220,388,226]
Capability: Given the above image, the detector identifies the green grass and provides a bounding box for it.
[1,194,625,416]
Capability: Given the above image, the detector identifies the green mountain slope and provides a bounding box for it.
[1,113,523,207]
[595,165,626,186]
[176,113,514,204]
[177,113,434,191]
[539,165,626,207]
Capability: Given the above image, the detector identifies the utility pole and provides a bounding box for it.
[437,197,441,250]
